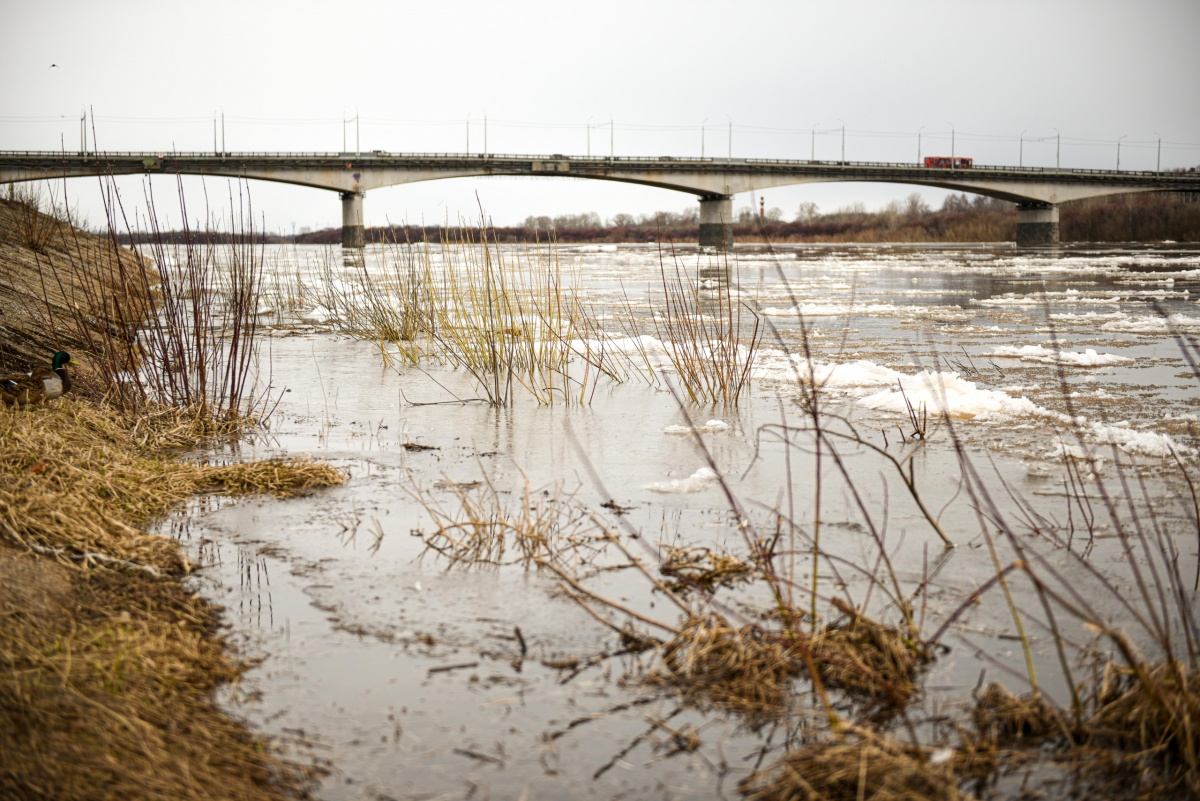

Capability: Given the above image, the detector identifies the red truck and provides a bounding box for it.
[924,156,973,168]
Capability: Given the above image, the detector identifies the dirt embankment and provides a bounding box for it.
[0,199,338,801]
[0,197,141,376]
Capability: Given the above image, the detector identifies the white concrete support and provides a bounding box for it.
[1016,202,1059,247]
[699,195,733,250]
[341,191,365,249]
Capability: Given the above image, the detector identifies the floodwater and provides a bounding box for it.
[165,242,1200,800]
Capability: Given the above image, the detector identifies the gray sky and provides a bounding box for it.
[3,0,1199,233]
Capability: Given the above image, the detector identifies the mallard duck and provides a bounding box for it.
[1,351,75,407]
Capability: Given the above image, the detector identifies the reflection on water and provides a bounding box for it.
[170,242,1200,800]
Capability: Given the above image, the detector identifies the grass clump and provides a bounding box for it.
[0,398,345,800]
[740,734,965,801]
[648,614,806,718]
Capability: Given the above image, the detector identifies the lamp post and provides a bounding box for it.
[917,125,924,163]
[727,115,732,158]
[1117,134,1125,171]
[466,113,470,153]
[1054,128,1060,169]
[1020,129,1027,167]
[701,118,708,158]
[1155,132,1161,173]
[609,115,614,159]
[811,122,819,161]
[484,112,488,155]
[948,122,955,165]
[839,119,845,163]
[587,116,593,158]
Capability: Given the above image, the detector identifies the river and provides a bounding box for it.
[164,241,1200,800]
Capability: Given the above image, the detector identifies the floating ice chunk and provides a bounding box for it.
[1100,313,1200,334]
[858,371,1045,419]
[760,302,904,317]
[300,305,332,322]
[646,467,719,494]
[663,420,730,435]
[1087,422,1189,458]
[990,344,1133,367]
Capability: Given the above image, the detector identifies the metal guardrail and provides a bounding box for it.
[1,150,1196,183]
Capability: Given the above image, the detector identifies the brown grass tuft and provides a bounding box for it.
[810,605,928,711]
[648,614,805,718]
[0,397,347,800]
[740,734,965,801]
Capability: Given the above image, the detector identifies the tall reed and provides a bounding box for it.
[45,174,268,422]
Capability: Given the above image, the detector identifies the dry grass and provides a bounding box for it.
[1085,659,1200,795]
[647,614,806,718]
[810,602,928,710]
[0,399,346,799]
[658,544,754,596]
[0,400,345,574]
[741,733,965,801]
[0,550,321,801]
[407,472,608,569]
[643,608,925,722]
[651,251,761,406]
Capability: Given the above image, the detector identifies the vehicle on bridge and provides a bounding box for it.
[924,156,974,168]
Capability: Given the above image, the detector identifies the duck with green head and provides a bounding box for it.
[1,351,76,407]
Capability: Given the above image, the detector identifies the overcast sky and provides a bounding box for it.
[3,0,1199,233]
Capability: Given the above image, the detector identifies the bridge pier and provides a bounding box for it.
[341,190,365,249]
[1015,202,1059,247]
[698,195,733,250]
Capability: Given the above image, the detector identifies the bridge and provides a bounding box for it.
[2,150,1198,248]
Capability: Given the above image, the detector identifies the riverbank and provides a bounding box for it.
[0,199,345,800]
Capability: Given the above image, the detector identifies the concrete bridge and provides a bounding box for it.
[2,150,1198,248]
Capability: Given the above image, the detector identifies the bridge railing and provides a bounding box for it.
[1,150,1194,181]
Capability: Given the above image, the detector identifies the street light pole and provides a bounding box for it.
[1155,132,1161,173]
[839,119,845,162]
[917,125,924,162]
[587,116,593,158]
[466,113,470,153]
[609,115,614,159]
[1020,129,1027,167]
[949,122,955,165]
[1117,134,1125,171]
[484,113,488,155]
[727,115,732,158]
[811,122,819,161]
[1054,128,1060,169]
[701,118,708,158]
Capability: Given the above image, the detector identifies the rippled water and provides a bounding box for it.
[167,242,1200,800]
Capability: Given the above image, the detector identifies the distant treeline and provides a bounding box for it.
[116,190,1200,245]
